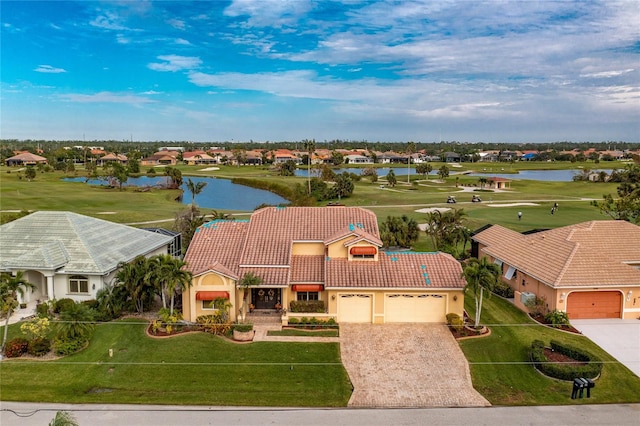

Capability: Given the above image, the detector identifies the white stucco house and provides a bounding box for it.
[0,211,173,303]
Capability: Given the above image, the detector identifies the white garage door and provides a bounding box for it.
[385,294,446,323]
[338,294,372,323]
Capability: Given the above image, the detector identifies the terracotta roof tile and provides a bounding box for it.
[240,207,379,265]
[473,221,640,287]
[325,252,466,289]
[291,255,324,283]
[238,267,290,286]
[183,220,248,276]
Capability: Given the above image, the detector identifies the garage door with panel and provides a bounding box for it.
[338,294,372,323]
[567,291,621,319]
[385,294,446,323]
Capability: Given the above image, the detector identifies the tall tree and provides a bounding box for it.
[1,271,37,353]
[147,254,192,316]
[591,164,640,223]
[438,164,450,180]
[379,215,419,248]
[386,169,397,187]
[304,139,316,195]
[462,257,501,327]
[238,272,263,322]
[185,178,208,220]
[115,256,153,314]
[415,162,432,180]
[406,141,416,184]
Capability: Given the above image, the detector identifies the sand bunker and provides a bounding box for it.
[486,203,539,207]
[415,207,452,214]
[199,167,220,171]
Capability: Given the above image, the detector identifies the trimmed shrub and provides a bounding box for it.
[28,338,51,356]
[54,337,86,356]
[493,281,515,298]
[530,340,602,381]
[446,313,464,332]
[36,302,51,318]
[233,323,254,333]
[4,338,29,358]
[288,317,299,324]
[289,300,325,313]
[54,298,76,314]
[545,310,570,328]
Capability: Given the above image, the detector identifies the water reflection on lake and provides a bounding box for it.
[63,176,288,211]
[296,167,613,182]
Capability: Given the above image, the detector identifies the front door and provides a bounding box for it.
[252,288,281,309]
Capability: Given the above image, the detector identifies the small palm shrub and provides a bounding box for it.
[53,337,86,356]
[544,310,570,328]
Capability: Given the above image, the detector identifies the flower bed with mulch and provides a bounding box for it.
[529,314,581,334]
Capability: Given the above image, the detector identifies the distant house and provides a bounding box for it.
[183,151,216,165]
[443,152,461,163]
[345,154,373,164]
[5,152,48,167]
[98,153,128,166]
[472,220,640,319]
[0,211,173,304]
[182,207,466,324]
[141,151,178,166]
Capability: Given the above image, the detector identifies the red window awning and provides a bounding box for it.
[292,285,324,292]
[350,246,377,255]
[196,291,230,301]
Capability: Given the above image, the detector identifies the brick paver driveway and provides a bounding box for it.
[340,323,490,407]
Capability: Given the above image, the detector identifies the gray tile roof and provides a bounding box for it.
[0,211,173,274]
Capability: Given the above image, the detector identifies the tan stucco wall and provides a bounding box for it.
[183,272,238,322]
[327,238,350,258]
[291,242,324,255]
[325,289,463,323]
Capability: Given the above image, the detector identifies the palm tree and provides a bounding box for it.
[386,169,397,187]
[304,139,316,195]
[238,272,263,322]
[185,178,207,219]
[148,254,192,316]
[115,256,153,314]
[49,411,78,426]
[1,271,36,354]
[56,302,95,342]
[462,257,501,327]
[96,283,125,319]
[406,141,416,184]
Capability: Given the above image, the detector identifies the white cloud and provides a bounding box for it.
[59,91,154,105]
[90,12,129,31]
[175,38,191,45]
[34,65,67,74]
[167,18,187,30]
[148,55,202,72]
[224,0,314,28]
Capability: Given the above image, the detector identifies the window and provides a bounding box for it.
[504,266,516,280]
[297,292,319,301]
[202,300,215,310]
[69,275,89,294]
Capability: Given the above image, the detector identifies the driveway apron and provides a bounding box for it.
[339,323,490,407]
[571,319,640,378]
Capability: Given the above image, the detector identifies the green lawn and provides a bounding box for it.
[0,319,352,406]
[460,294,640,405]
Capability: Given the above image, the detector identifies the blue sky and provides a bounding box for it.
[1,0,639,143]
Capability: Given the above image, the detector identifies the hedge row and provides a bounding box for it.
[530,339,603,381]
[289,300,325,313]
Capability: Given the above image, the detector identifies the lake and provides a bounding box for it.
[63,176,289,211]
[296,167,613,182]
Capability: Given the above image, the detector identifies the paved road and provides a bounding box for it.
[2,402,639,426]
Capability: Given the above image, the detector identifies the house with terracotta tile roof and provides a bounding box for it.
[472,220,640,319]
[182,206,466,324]
[5,152,48,166]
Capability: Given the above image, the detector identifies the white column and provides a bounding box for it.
[46,275,55,300]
